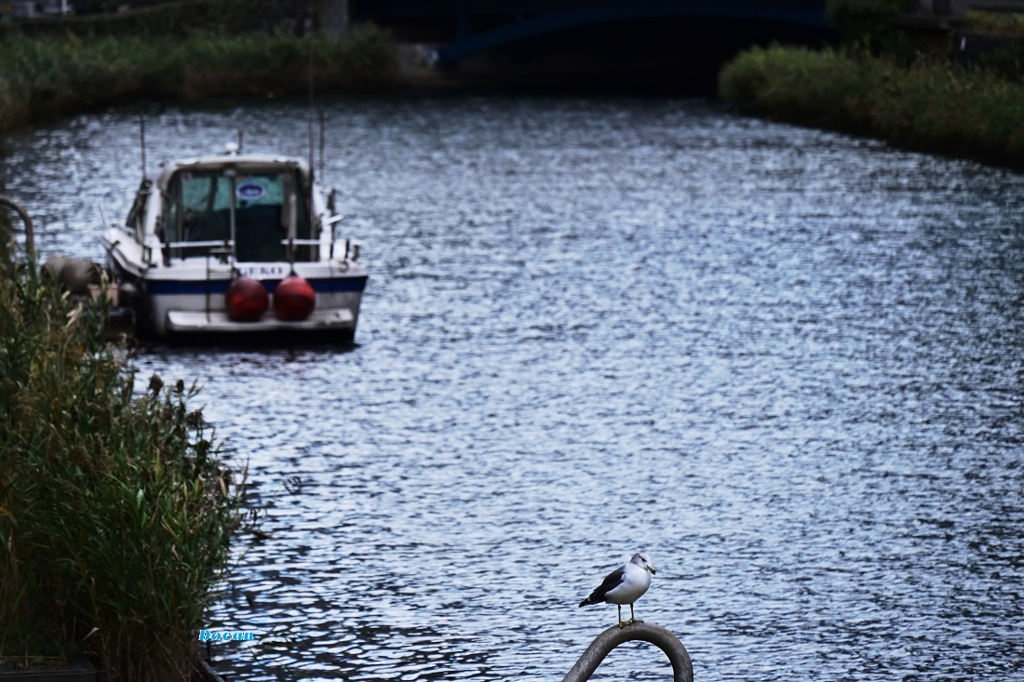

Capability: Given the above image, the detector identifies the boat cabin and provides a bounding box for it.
[130,154,325,267]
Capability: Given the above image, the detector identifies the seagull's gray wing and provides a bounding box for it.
[579,565,626,607]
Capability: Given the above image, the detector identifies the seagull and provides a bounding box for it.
[578,551,657,627]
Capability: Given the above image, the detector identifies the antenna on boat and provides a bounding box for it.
[138,112,146,179]
[319,107,326,181]
[307,26,316,183]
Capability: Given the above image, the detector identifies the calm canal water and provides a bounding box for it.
[3,96,1023,681]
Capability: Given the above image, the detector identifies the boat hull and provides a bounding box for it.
[106,249,367,342]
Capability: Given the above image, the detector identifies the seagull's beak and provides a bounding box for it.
[648,565,657,575]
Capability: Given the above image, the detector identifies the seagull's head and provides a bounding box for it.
[632,551,656,575]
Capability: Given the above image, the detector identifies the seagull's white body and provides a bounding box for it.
[579,552,657,627]
[603,559,653,605]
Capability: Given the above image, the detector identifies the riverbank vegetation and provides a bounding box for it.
[718,45,1024,166]
[964,8,1024,36]
[0,18,397,134]
[0,241,247,677]
[718,0,1024,168]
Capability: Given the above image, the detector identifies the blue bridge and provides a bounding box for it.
[349,0,834,86]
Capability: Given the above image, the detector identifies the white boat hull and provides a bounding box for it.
[166,308,353,333]
[107,250,366,340]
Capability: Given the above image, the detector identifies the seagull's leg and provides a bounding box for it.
[617,604,627,628]
[629,602,642,624]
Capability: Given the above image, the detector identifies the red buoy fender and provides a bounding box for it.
[274,275,316,321]
[226,276,269,322]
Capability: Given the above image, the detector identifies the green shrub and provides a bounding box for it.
[718,45,867,129]
[0,242,246,680]
[718,44,1024,167]
[0,23,398,132]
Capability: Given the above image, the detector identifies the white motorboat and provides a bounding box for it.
[101,144,367,342]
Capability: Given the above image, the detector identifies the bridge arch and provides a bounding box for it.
[433,0,831,65]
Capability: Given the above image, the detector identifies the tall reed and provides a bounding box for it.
[0,238,246,679]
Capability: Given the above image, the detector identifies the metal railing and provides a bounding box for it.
[0,194,36,258]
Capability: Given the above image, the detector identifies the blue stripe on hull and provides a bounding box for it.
[145,276,368,296]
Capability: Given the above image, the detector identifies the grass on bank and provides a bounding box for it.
[718,44,1024,167]
[0,238,247,679]
[0,23,397,133]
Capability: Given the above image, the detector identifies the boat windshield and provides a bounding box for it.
[163,167,313,262]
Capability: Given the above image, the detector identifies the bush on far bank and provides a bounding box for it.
[718,43,1024,168]
[0,23,398,133]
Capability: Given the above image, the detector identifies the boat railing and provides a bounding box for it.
[163,239,236,265]
[160,238,356,264]
[167,239,236,250]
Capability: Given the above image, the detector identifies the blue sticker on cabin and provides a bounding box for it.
[236,181,267,202]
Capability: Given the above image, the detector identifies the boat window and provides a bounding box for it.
[125,181,149,241]
[163,167,312,262]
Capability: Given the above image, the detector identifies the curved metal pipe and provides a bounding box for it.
[562,622,693,682]
[0,194,35,257]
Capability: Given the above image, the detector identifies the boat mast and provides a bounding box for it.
[307,29,315,185]
[319,107,326,182]
[138,113,146,179]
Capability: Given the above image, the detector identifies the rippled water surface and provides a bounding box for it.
[4,96,1023,681]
